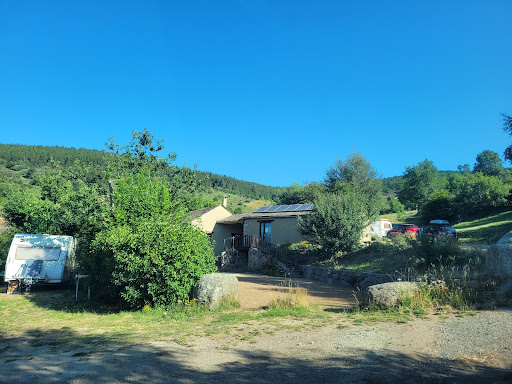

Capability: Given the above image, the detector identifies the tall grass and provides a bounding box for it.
[399,262,497,312]
[268,280,310,310]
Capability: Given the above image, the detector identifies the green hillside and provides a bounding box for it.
[0,143,282,211]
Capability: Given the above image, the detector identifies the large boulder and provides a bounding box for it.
[248,248,273,271]
[486,244,512,279]
[193,273,238,310]
[367,281,421,307]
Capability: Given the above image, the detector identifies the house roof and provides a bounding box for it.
[216,210,310,224]
[189,206,217,219]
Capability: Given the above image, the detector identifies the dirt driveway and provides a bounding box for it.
[234,273,356,310]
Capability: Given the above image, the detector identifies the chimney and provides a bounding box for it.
[222,196,227,208]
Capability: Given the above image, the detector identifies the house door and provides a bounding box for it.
[259,221,271,244]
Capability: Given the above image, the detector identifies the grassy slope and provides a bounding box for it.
[198,188,272,213]
[379,211,420,225]
[316,210,512,274]
[454,210,512,244]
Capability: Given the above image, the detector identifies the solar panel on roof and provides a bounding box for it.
[254,204,314,213]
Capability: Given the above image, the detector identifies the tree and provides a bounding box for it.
[381,196,405,215]
[398,160,443,210]
[448,172,510,216]
[278,182,324,204]
[324,151,383,219]
[502,113,512,163]
[298,188,369,256]
[3,161,105,263]
[298,151,381,256]
[473,150,503,177]
[91,168,216,307]
[420,190,456,223]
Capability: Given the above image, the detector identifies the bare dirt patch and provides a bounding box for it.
[234,273,356,309]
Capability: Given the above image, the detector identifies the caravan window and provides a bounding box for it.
[15,246,61,261]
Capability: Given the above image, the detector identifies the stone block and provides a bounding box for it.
[367,281,421,307]
[193,273,238,310]
[487,245,512,279]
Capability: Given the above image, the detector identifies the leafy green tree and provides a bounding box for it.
[298,151,381,256]
[2,161,105,268]
[502,113,512,163]
[325,151,383,219]
[398,159,444,210]
[457,164,471,174]
[420,190,456,223]
[380,196,405,215]
[298,188,369,256]
[278,182,325,204]
[448,172,510,216]
[91,168,216,307]
[473,150,503,177]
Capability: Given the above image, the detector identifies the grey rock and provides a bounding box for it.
[367,281,421,307]
[486,245,512,278]
[247,248,273,271]
[193,273,238,310]
[497,230,512,245]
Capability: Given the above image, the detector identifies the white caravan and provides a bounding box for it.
[4,234,76,287]
[370,219,393,238]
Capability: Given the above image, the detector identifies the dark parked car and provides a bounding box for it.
[422,220,458,241]
[387,223,420,237]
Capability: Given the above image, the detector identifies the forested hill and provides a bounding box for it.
[0,143,283,201]
[381,171,459,194]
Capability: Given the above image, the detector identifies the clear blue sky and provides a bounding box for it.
[1,1,511,187]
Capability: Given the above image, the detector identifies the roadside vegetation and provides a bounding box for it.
[2,114,512,328]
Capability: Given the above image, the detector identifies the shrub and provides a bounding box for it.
[298,189,370,257]
[268,281,309,310]
[412,234,463,266]
[90,168,217,308]
[420,190,456,223]
[0,228,15,271]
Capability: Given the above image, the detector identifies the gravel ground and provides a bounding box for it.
[2,309,511,384]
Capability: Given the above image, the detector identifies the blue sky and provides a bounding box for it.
[1,1,511,187]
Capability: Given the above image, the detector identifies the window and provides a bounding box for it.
[259,221,272,243]
[15,246,61,261]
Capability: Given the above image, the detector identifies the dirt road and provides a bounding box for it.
[1,310,511,383]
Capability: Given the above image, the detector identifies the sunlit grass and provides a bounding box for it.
[379,210,420,225]
[455,210,512,244]
[0,288,330,346]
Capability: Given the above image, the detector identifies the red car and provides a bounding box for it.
[387,223,420,237]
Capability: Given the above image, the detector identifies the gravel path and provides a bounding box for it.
[2,309,511,383]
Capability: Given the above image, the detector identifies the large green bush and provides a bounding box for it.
[298,188,369,256]
[89,168,217,307]
[94,215,216,307]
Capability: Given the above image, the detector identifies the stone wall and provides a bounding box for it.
[301,265,402,290]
